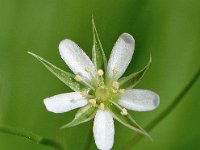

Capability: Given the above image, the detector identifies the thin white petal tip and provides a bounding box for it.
[58,39,71,49]
[119,89,160,112]
[120,33,135,45]
[107,33,135,80]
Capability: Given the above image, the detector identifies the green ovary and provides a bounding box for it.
[94,86,120,104]
[95,86,110,101]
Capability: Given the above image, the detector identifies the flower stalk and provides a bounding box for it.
[0,124,64,150]
[82,123,93,150]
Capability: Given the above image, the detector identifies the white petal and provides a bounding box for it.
[59,39,96,81]
[44,92,88,113]
[118,89,160,111]
[107,33,135,80]
[93,110,114,150]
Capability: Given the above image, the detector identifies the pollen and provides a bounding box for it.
[98,103,105,110]
[121,108,128,115]
[112,81,119,90]
[97,69,104,76]
[112,89,118,93]
[119,89,125,94]
[89,99,96,106]
[74,74,82,81]
[113,67,119,74]
[81,91,87,97]
[85,66,91,73]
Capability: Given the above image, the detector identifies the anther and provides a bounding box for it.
[81,91,87,97]
[112,89,118,93]
[112,81,119,90]
[74,75,82,82]
[99,103,105,110]
[85,67,91,73]
[121,108,128,116]
[113,67,119,74]
[89,99,96,106]
[97,69,104,76]
[119,89,125,94]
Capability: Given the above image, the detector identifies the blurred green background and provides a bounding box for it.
[0,0,200,149]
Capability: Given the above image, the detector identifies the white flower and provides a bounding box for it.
[42,33,160,150]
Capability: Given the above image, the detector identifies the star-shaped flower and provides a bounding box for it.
[29,19,159,150]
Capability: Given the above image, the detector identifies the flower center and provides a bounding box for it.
[77,67,125,110]
[95,86,110,102]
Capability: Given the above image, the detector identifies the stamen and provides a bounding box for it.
[74,75,82,82]
[112,81,119,90]
[85,66,91,73]
[81,91,95,99]
[81,91,86,95]
[113,67,119,74]
[84,67,98,86]
[119,89,125,94]
[89,99,96,106]
[74,74,95,90]
[112,89,118,93]
[97,69,104,76]
[97,69,104,86]
[111,68,120,81]
[121,108,128,116]
[98,103,105,110]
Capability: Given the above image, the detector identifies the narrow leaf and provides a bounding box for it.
[107,101,152,140]
[92,17,107,71]
[28,51,84,92]
[61,105,97,128]
[119,55,152,89]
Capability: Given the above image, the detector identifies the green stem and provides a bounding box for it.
[82,123,93,150]
[0,124,64,150]
[123,67,200,150]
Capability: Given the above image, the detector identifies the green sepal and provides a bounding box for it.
[119,55,152,89]
[92,17,107,71]
[60,105,97,128]
[107,101,152,140]
[28,51,85,92]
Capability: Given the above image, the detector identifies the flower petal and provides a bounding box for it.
[93,110,114,150]
[44,92,88,113]
[59,39,96,81]
[118,89,160,111]
[107,33,135,80]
